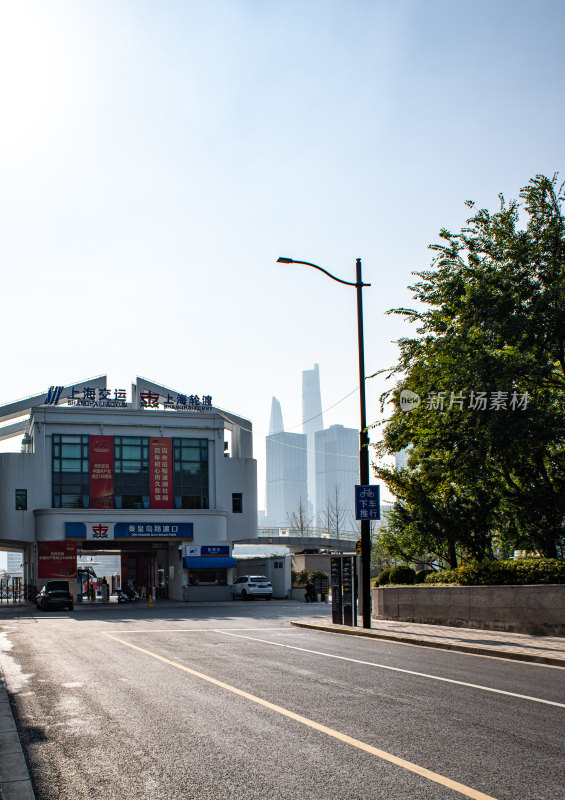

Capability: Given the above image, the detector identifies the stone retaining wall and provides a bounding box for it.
[372,584,565,635]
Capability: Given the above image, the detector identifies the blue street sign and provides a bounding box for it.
[201,545,229,556]
[355,485,380,520]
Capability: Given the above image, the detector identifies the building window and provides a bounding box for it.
[188,568,227,586]
[52,435,90,508]
[51,435,213,510]
[15,489,27,511]
[173,439,209,509]
[232,493,243,513]
[114,437,149,509]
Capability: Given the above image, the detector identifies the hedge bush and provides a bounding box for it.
[414,569,435,584]
[424,559,565,586]
[291,569,328,587]
[291,569,309,586]
[388,565,416,585]
[376,568,391,586]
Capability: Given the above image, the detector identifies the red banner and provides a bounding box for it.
[90,435,115,508]
[38,541,77,579]
[150,437,173,508]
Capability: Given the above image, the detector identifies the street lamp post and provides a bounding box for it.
[277,256,372,629]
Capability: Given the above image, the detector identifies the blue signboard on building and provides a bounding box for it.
[201,545,229,556]
[354,485,380,521]
[66,522,193,540]
[114,523,193,539]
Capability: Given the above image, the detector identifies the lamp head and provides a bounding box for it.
[276,257,294,263]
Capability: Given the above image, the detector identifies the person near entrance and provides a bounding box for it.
[305,580,315,603]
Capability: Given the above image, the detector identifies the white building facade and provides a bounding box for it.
[0,377,257,602]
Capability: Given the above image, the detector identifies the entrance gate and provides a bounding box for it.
[0,577,24,604]
[79,541,170,600]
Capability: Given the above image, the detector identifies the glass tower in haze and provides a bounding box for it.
[264,367,360,534]
[265,397,308,527]
[315,424,358,530]
[302,363,324,519]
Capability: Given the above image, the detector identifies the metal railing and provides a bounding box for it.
[257,527,359,542]
[0,578,26,604]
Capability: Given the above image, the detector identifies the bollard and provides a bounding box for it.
[148,592,153,607]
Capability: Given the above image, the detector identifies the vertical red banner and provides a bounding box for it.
[150,437,173,508]
[38,541,77,579]
[90,435,115,508]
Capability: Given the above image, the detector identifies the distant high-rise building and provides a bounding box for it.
[269,396,284,435]
[315,424,358,531]
[265,397,308,528]
[264,375,360,534]
[6,552,23,574]
[302,363,324,519]
[395,448,410,471]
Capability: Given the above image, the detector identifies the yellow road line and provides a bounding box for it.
[101,631,498,800]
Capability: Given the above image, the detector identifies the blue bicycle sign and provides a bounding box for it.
[355,485,380,520]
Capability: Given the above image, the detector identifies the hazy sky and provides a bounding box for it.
[1,0,563,535]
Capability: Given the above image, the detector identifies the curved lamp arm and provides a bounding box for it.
[277,257,370,288]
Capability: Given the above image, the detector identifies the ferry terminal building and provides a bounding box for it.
[0,377,258,601]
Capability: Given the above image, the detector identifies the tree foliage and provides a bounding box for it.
[376,174,565,565]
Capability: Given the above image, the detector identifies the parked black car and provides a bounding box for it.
[36,580,74,611]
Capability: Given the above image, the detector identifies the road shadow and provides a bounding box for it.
[0,600,333,626]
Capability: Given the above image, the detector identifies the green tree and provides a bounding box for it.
[376,175,565,564]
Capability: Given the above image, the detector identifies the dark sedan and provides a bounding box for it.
[36,580,74,611]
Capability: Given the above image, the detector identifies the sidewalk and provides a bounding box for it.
[292,617,565,667]
[0,679,35,799]
[0,604,35,797]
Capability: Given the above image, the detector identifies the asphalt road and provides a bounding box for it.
[1,602,564,800]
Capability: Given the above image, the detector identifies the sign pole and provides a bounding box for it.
[356,258,372,629]
[275,255,373,628]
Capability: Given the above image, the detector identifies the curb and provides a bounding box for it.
[290,622,565,668]
[0,682,36,800]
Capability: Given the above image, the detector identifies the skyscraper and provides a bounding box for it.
[395,448,410,471]
[264,373,360,534]
[302,363,323,519]
[269,396,284,435]
[6,552,23,574]
[265,397,308,527]
[315,424,358,532]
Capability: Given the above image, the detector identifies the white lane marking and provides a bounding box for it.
[101,631,498,800]
[214,630,565,709]
[98,627,287,634]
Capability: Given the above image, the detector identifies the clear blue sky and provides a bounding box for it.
[0,0,563,532]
